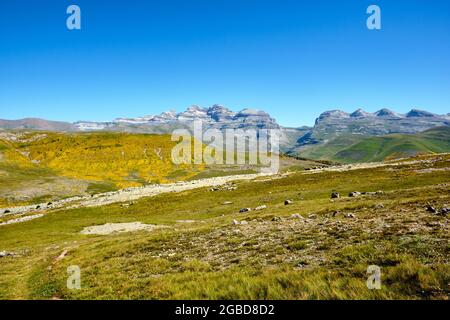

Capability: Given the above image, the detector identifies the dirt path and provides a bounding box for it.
[0,172,275,221]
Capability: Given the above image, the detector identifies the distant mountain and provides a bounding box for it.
[1,106,449,157]
[74,105,281,131]
[0,118,76,131]
[295,108,449,151]
[333,126,450,163]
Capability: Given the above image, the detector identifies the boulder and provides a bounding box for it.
[284,200,293,205]
[426,206,438,214]
[239,208,251,213]
[332,210,340,217]
[331,192,340,199]
[0,251,14,258]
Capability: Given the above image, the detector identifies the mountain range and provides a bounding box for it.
[1,105,449,159]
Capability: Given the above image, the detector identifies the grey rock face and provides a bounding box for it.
[297,108,450,148]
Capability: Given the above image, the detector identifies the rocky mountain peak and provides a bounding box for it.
[315,110,349,125]
[374,108,397,117]
[350,108,371,118]
[406,109,436,118]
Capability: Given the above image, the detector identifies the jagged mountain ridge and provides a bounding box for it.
[1,106,449,154]
[75,105,280,131]
[298,108,450,148]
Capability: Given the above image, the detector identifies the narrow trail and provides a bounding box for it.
[1,155,444,226]
[0,172,276,223]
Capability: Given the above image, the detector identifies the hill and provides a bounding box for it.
[297,127,450,163]
[0,153,449,299]
[0,131,204,206]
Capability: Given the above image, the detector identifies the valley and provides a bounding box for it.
[0,152,449,299]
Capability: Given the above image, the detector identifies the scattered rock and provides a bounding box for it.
[0,251,15,258]
[239,208,251,213]
[375,203,385,209]
[36,205,41,209]
[240,220,248,225]
[232,219,240,225]
[308,213,317,219]
[331,192,340,199]
[3,209,10,214]
[345,213,356,218]
[290,213,303,219]
[284,200,293,205]
[376,190,385,195]
[176,220,196,223]
[332,210,340,217]
[439,207,449,216]
[47,202,53,206]
[0,214,44,226]
[349,191,361,197]
[54,249,68,263]
[222,201,233,205]
[80,222,165,235]
[254,205,267,211]
[272,216,282,222]
[426,206,438,214]
[120,202,135,208]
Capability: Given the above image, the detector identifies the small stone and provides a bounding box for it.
[439,207,449,215]
[375,204,384,209]
[0,251,14,258]
[240,221,248,225]
[332,210,340,217]
[331,192,340,199]
[3,209,10,214]
[222,201,233,205]
[426,206,438,214]
[272,216,282,222]
[284,200,293,205]
[232,219,240,225]
[291,213,302,219]
[349,191,361,197]
[345,213,356,218]
[254,205,267,211]
[307,213,317,219]
[239,208,251,213]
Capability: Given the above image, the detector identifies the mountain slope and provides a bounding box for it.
[329,127,450,163]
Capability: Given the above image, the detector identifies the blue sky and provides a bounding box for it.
[0,0,449,127]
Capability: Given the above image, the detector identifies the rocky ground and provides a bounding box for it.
[0,153,449,299]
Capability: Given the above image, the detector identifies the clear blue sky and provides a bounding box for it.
[1,0,449,127]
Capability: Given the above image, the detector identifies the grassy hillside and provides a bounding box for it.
[297,127,450,163]
[334,127,450,163]
[0,131,204,206]
[0,154,448,299]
